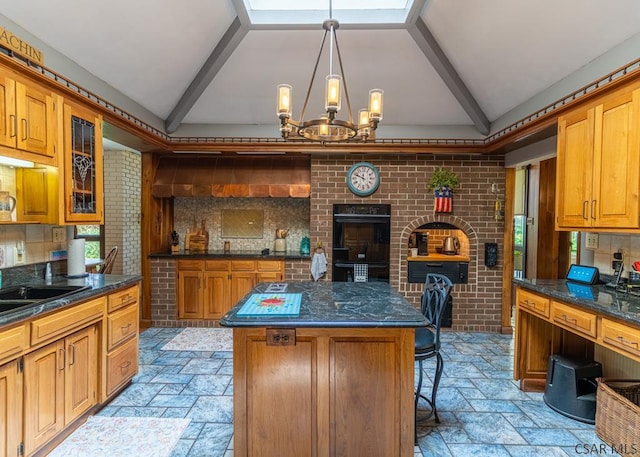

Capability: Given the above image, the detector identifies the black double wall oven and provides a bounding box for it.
[332,204,391,282]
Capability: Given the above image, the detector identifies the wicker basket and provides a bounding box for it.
[595,378,640,455]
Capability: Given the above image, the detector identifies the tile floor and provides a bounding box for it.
[93,328,611,457]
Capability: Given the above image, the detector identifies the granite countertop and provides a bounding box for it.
[0,274,142,327]
[220,281,427,328]
[150,250,310,260]
[514,278,640,325]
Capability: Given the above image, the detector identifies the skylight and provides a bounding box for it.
[243,0,414,25]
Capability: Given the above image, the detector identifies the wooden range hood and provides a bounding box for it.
[152,155,311,198]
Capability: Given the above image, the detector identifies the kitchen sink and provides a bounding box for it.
[0,285,90,315]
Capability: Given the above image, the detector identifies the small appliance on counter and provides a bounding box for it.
[442,236,460,255]
[605,250,624,289]
[274,228,289,252]
[417,233,428,255]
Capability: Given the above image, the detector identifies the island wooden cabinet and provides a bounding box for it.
[177,259,284,320]
[0,359,22,457]
[556,87,640,230]
[23,325,98,455]
[232,326,415,457]
[0,70,57,164]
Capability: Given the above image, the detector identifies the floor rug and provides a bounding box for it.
[161,327,233,352]
[48,416,190,457]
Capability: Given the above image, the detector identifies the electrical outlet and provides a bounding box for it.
[585,233,598,250]
[52,227,66,243]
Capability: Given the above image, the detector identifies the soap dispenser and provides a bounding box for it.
[45,262,53,284]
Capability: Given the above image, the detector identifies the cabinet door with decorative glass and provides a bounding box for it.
[63,102,103,223]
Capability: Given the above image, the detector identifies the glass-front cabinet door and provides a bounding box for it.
[63,102,103,223]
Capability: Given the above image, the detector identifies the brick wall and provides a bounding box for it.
[103,149,142,275]
[150,153,506,331]
[150,257,178,326]
[310,154,505,332]
[150,256,312,327]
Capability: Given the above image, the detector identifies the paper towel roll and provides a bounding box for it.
[67,239,87,278]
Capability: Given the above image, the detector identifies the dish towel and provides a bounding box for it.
[311,252,327,281]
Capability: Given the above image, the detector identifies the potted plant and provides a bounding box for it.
[428,167,459,213]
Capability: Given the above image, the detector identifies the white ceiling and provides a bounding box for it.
[1,0,640,141]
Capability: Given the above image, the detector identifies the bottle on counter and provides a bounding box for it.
[45,262,52,284]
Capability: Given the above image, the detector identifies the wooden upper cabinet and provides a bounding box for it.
[62,102,104,224]
[0,69,57,164]
[556,87,640,230]
[0,74,16,149]
[556,108,594,228]
[16,80,56,158]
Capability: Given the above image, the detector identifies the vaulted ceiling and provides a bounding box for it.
[1,0,640,145]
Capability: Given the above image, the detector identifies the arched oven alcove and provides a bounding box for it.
[398,214,479,331]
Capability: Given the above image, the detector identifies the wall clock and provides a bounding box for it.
[346,162,380,196]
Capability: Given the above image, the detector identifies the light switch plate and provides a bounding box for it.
[52,227,66,242]
[585,233,598,250]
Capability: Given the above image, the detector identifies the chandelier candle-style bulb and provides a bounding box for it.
[325,75,342,113]
[277,84,292,118]
[368,89,384,121]
[358,109,370,126]
[318,115,329,136]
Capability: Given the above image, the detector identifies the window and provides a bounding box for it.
[242,0,414,25]
[75,225,104,259]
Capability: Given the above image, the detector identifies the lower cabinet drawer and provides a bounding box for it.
[517,288,550,319]
[31,297,105,346]
[0,323,29,365]
[231,260,256,271]
[601,318,640,360]
[107,305,138,350]
[107,284,139,313]
[551,301,597,339]
[106,336,139,396]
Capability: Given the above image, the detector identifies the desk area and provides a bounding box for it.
[513,278,640,391]
[220,282,426,457]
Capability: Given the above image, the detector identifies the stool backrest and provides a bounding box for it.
[421,273,453,345]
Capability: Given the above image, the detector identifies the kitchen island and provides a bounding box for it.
[220,281,427,457]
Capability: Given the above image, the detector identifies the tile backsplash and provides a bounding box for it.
[588,233,640,278]
[0,224,69,268]
[173,197,310,253]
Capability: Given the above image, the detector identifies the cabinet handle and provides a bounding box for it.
[521,299,535,308]
[121,323,132,334]
[21,118,27,141]
[59,348,66,371]
[560,314,577,324]
[120,361,132,370]
[69,344,75,366]
[582,201,588,220]
[617,336,639,348]
[591,200,597,220]
[9,114,16,138]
